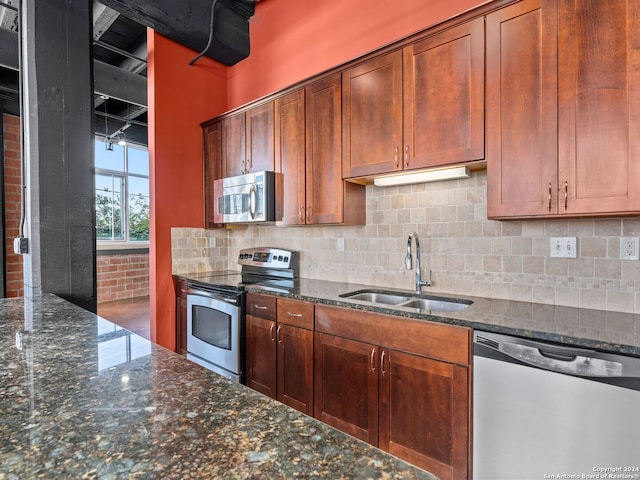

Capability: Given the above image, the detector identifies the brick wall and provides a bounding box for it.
[97,252,149,303]
[3,114,23,298]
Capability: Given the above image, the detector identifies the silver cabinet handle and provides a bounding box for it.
[381,350,387,376]
[548,183,552,212]
[371,347,377,373]
[404,144,409,167]
[564,181,568,210]
[276,325,282,344]
[286,312,303,317]
[269,323,276,342]
[394,146,399,167]
[254,304,268,310]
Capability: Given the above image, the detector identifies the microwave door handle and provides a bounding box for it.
[249,184,257,219]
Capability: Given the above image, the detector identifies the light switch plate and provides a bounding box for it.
[620,237,639,260]
[550,237,577,258]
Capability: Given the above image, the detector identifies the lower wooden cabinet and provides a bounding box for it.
[314,305,471,480]
[245,293,314,416]
[246,295,471,479]
[173,276,188,355]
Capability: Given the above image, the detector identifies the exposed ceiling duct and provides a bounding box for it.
[97,0,257,66]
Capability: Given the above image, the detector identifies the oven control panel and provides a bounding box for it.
[237,247,297,270]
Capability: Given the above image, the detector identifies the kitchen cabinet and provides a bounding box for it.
[274,78,365,226]
[245,293,314,415]
[342,19,484,179]
[487,0,640,218]
[314,305,471,480]
[221,102,274,178]
[203,121,223,229]
[173,276,188,355]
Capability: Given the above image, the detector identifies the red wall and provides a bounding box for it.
[227,0,489,108]
[149,0,489,350]
[148,31,227,349]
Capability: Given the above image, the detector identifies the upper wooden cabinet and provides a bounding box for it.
[342,18,485,179]
[221,103,275,178]
[342,51,404,178]
[203,121,223,229]
[404,17,485,171]
[488,0,640,218]
[275,89,307,225]
[274,78,365,226]
[557,0,640,216]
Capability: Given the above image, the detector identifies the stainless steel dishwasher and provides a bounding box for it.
[473,330,640,480]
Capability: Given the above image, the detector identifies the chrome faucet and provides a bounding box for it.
[405,233,432,294]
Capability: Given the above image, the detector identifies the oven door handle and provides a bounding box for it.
[185,289,239,305]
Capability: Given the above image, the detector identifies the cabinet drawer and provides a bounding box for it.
[277,298,314,329]
[247,293,277,321]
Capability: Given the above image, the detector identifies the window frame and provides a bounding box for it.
[95,138,150,248]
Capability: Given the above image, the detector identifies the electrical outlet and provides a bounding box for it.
[550,237,577,258]
[620,237,639,260]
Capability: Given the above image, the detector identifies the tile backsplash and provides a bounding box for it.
[172,170,640,313]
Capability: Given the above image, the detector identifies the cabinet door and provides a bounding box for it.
[277,324,314,415]
[305,74,344,224]
[221,113,246,177]
[246,102,275,173]
[558,0,640,215]
[275,89,307,226]
[203,122,223,228]
[314,332,379,445]
[486,0,558,218]
[342,51,404,178]
[403,18,484,169]
[379,349,469,480]
[246,315,277,398]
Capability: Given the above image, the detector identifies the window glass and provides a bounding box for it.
[96,173,124,240]
[95,139,124,171]
[128,145,149,176]
[95,138,149,243]
[128,176,149,241]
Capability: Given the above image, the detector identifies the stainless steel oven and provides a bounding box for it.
[185,247,299,383]
[186,284,244,382]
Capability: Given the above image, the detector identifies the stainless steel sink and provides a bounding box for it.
[340,289,472,312]
[400,298,470,312]
[344,292,412,305]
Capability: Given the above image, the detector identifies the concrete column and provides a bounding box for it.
[20,0,96,311]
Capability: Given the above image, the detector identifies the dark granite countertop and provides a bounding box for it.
[0,294,437,480]
[187,273,640,358]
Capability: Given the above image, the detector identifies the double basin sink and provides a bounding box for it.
[339,289,472,313]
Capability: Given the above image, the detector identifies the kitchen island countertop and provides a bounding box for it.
[0,294,437,480]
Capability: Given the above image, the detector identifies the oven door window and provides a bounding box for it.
[192,304,232,350]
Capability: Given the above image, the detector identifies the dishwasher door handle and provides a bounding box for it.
[500,341,623,378]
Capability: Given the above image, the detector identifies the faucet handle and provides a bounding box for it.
[405,253,413,270]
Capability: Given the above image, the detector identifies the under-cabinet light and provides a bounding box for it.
[373,165,471,187]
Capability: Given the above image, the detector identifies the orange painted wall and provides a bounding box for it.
[149,0,489,350]
[148,30,227,349]
[228,0,489,108]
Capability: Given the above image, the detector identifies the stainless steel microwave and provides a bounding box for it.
[213,171,283,224]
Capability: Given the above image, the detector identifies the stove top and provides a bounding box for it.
[187,247,298,294]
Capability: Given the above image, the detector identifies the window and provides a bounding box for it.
[95,139,149,243]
